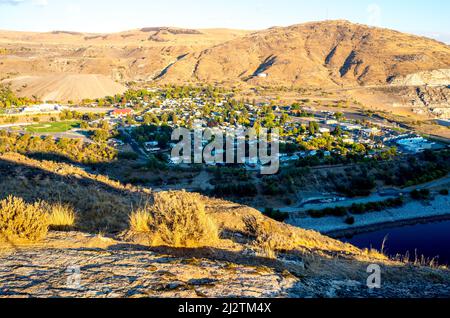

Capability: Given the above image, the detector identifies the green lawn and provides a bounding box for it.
[25,121,81,133]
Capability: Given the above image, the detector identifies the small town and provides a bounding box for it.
[1,88,443,173]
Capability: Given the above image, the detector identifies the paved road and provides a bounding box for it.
[118,127,149,161]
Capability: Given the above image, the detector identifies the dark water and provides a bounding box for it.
[341,220,450,266]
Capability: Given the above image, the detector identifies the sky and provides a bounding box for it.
[0,0,449,42]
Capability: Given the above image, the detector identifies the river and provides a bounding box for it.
[340,220,450,266]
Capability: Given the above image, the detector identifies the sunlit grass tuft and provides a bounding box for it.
[46,203,76,231]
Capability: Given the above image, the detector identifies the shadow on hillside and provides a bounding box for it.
[0,154,152,233]
[24,151,121,175]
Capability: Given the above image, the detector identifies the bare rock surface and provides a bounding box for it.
[0,233,299,298]
[1,232,449,298]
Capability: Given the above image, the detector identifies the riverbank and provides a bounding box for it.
[287,195,450,238]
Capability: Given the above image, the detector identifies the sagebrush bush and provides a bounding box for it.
[129,191,219,247]
[0,196,49,243]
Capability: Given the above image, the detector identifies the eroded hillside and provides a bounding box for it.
[0,21,450,87]
[1,20,449,98]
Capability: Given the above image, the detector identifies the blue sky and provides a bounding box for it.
[0,0,449,42]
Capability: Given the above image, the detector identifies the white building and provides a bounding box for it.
[396,137,434,153]
[22,104,63,114]
[341,123,362,131]
[362,128,380,135]
[144,141,159,148]
[319,127,331,133]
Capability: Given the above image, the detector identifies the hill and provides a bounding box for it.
[0,152,449,298]
[176,20,450,87]
[1,21,449,92]
[2,74,127,102]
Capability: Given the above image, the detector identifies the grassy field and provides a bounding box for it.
[25,121,81,133]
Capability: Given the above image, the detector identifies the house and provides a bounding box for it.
[341,123,362,131]
[110,109,134,118]
[362,128,381,135]
[145,146,161,153]
[144,141,159,148]
[324,119,338,125]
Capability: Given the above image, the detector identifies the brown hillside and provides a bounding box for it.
[2,74,127,102]
[169,20,450,87]
[0,153,449,298]
[0,21,449,100]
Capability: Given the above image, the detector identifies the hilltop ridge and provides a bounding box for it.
[1,20,449,90]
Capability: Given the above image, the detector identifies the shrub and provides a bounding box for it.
[212,182,257,198]
[243,216,278,259]
[308,197,405,218]
[345,216,355,225]
[0,196,49,243]
[129,191,219,247]
[439,189,449,196]
[308,207,347,218]
[118,151,139,161]
[263,208,289,222]
[411,189,431,200]
[45,203,76,231]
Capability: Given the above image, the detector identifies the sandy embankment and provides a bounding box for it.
[3,74,127,102]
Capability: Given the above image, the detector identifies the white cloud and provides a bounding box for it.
[367,3,382,26]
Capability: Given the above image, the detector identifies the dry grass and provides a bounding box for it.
[0,153,152,233]
[0,196,49,243]
[244,216,279,259]
[129,191,219,248]
[129,209,152,233]
[45,203,76,231]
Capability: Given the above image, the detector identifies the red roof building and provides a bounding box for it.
[111,108,133,117]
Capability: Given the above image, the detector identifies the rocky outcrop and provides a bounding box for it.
[389,69,450,87]
[1,232,449,298]
[384,85,450,118]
